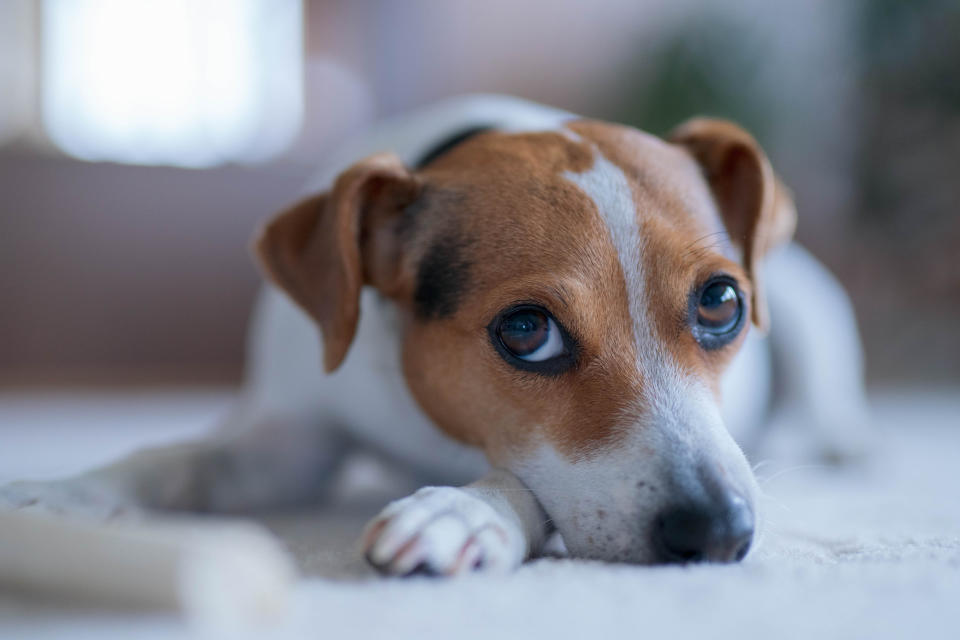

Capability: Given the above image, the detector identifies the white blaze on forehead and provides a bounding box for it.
[562,148,696,419]
[562,151,661,369]
[559,148,758,464]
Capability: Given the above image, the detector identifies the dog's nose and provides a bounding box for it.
[653,495,754,564]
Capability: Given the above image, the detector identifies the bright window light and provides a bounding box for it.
[42,0,303,168]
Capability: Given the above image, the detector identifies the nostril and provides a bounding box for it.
[655,506,713,564]
[728,501,755,562]
[654,499,754,565]
[734,539,751,562]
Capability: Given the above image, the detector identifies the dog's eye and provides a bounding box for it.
[698,282,740,330]
[692,278,744,349]
[488,305,576,375]
[498,308,562,361]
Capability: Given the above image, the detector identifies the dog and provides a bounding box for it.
[1,95,868,575]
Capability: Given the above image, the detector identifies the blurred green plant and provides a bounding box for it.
[854,0,960,380]
[613,12,776,146]
[860,0,960,108]
[857,0,960,224]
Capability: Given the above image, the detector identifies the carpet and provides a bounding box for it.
[0,388,957,639]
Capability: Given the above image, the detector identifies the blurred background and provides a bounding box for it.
[1,0,958,389]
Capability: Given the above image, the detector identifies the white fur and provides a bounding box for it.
[302,94,574,195]
[245,287,488,484]
[364,469,545,575]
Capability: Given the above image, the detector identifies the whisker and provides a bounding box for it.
[756,463,827,487]
[752,459,775,473]
[680,230,728,258]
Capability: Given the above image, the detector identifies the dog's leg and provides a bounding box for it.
[763,243,871,462]
[362,469,549,576]
[0,406,351,519]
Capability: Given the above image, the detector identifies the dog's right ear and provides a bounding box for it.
[254,153,420,372]
[669,118,797,332]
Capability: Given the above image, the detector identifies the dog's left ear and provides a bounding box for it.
[669,118,796,331]
[254,153,420,372]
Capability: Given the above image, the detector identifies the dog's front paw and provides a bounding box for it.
[362,486,524,577]
[0,479,138,521]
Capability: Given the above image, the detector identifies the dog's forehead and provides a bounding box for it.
[411,122,731,303]
[407,122,739,330]
[412,128,626,313]
[421,122,724,245]
[564,120,727,240]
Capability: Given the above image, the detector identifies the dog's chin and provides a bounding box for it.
[562,540,663,565]
[553,523,663,565]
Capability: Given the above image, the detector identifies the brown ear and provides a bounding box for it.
[253,153,420,372]
[669,118,796,331]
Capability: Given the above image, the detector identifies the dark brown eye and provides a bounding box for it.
[691,279,744,350]
[488,304,577,375]
[698,281,740,331]
[497,308,561,361]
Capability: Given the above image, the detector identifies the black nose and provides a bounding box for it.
[654,495,754,564]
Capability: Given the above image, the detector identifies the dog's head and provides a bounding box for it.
[255,118,796,564]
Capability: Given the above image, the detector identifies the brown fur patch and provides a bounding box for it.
[393,131,641,463]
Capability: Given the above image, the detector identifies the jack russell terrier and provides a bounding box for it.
[1,95,868,576]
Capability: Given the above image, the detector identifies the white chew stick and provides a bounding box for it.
[0,511,296,627]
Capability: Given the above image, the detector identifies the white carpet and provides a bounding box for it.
[1,388,958,639]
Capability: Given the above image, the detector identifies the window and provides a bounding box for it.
[41,0,303,168]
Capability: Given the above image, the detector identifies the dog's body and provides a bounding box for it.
[1,96,868,575]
